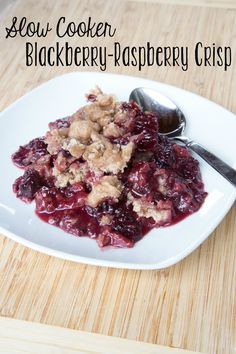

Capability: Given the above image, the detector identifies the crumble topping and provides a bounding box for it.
[157,175,168,195]
[68,120,100,142]
[86,176,123,208]
[128,193,172,224]
[46,89,134,185]
[63,138,85,158]
[45,129,66,155]
[103,122,123,138]
[100,215,113,226]
[53,162,90,188]
[86,140,134,174]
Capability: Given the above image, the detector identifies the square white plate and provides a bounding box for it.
[0,72,235,269]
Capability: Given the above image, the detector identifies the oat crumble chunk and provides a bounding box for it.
[12,87,207,248]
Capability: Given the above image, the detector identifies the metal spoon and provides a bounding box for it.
[129,87,236,187]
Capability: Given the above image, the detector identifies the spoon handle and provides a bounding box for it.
[187,141,236,187]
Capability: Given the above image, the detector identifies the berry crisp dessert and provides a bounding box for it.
[12,87,207,248]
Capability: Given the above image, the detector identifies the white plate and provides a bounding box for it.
[0,72,236,270]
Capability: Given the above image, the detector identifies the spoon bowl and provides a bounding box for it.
[129,87,236,187]
[130,87,186,137]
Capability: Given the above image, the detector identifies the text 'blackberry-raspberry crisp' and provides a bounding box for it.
[12,87,207,248]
